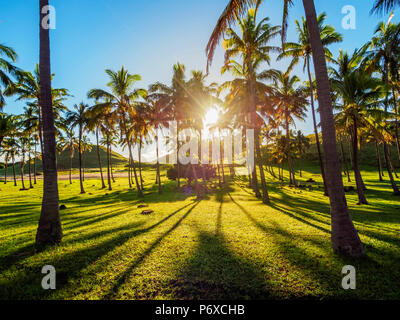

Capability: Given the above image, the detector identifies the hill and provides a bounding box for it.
[0,145,128,175]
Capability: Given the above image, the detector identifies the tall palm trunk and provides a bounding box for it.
[69,149,73,185]
[78,126,85,194]
[383,65,400,194]
[392,87,400,161]
[155,129,162,194]
[219,129,226,184]
[351,120,368,204]
[176,120,181,189]
[36,0,62,248]
[4,156,8,184]
[20,150,27,190]
[122,115,142,195]
[33,138,37,184]
[28,152,33,189]
[139,136,144,190]
[339,134,351,182]
[96,127,106,189]
[303,0,364,257]
[285,111,296,186]
[247,58,262,198]
[110,144,116,183]
[12,155,17,186]
[106,135,112,191]
[307,56,328,195]
[255,127,270,203]
[376,141,383,182]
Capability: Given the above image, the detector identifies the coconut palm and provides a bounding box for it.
[66,103,88,194]
[371,0,400,13]
[278,13,342,194]
[271,67,308,186]
[0,43,19,109]
[293,130,310,177]
[333,70,385,203]
[207,0,364,257]
[35,0,63,249]
[88,67,145,196]
[363,19,400,195]
[222,8,280,203]
[5,64,69,156]
[149,63,189,190]
[62,127,79,185]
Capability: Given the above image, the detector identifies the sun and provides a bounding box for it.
[204,108,219,126]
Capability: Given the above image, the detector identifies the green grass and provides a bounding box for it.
[0,166,399,300]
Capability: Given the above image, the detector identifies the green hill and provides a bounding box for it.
[303,134,400,168]
[0,145,128,175]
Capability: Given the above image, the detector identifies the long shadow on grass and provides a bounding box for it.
[0,201,195,299]
[101,201,200,299]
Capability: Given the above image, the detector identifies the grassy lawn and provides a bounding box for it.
[0,167,399,300]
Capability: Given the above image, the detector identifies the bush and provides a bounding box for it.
[167,164,217,182]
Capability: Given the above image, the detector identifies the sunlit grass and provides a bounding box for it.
[0,166,399,300]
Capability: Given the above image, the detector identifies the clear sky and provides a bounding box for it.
[1,0,398,159]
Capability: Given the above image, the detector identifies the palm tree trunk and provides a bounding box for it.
[69,152,72,185]
[4,157,7,184]
[392,87,400,161]
[303,0,364,257]
[20,155,26,190]
[376,141,383,182]
[219,129,226,184]
[176,120,181,189]
[307,56,328,195]
[339,134,351,182]
[285,111,296,186]
[28,152,33,188]
[110,145,116,183]
[12,155,17,186]
[155,130,162,194]
[139,137,144,190]
[351,121,368,204]
[383,142,400,194]
[388,147,398,178]
[78,126,85,194]
[36,0,62,249]
[106,135,112,191]
[255,127,270,203]
[96,127,106,189]
[33,139,37,184]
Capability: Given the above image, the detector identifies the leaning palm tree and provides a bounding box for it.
[88,67,145,196]
[66,103,88,194]
[278,13,342,195]
[207,0,364,257]
[36,0,63,249]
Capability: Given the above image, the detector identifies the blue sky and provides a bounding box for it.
[1,0,398,159]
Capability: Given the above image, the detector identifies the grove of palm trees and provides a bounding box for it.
[1,0,400,304]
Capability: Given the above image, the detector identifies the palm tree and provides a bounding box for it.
[371,0,400,14]
[222,9,280,203]
[293,130,310,177]
[333,70,384,203]
[85,109,106,189]
[278,13,342,194]
[363,19,400,195]
[0,43,19,109]
[5,64,69,156]
[66,103,88,194]
[36,0,62,249]
[62,127,79,185]
[149,63,188,190]
[207,0,364,257]
[271,67,308,186]
[88,67,145,196]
